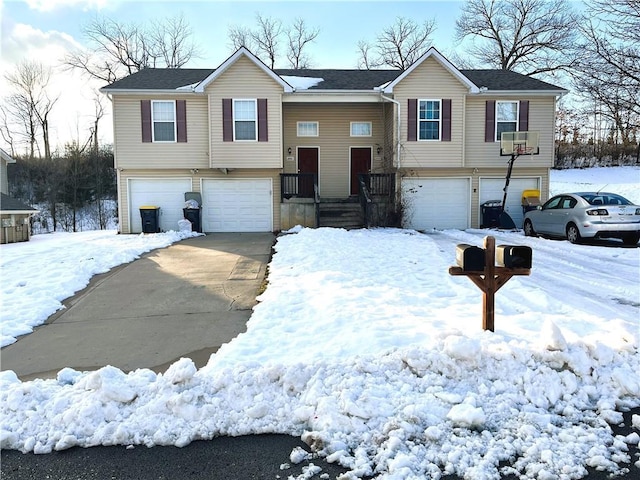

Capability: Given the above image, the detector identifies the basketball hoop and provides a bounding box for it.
[500,131,540,157]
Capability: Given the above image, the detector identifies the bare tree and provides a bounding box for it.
[65,14,200,84]
[228,25,256,52]
[251,14,282,69]
[357,17,436,70]
[4,61,58,160]
[285,18,319,69]
[455,0,579,76]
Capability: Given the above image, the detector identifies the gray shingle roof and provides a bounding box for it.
[101,66,565,93]
[0,193,37,212]
[103,68,214,91]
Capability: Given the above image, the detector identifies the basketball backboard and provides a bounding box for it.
[500,131,540,156]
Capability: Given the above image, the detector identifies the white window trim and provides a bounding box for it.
[233,98,258,142]
[418,99,441,141]
[350,121,372,137]
[297,121,319,137]
[495,100,519,142]
[151,100,177,143]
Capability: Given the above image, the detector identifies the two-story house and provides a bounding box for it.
[1,148,37,244]
[100,47,566,234]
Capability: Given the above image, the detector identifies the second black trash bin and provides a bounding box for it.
[481,200,502,228]
[183,206,201,233]
[140,206,160,233]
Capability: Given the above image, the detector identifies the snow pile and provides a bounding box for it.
[550,166,640,204]
[0,230,201,347]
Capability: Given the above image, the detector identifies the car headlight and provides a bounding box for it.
[586,209,608,216]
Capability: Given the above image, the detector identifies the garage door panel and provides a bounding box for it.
[480,177,539,228]
[402,178,470,230]
[129,179,192,233]
[202,179,272,232]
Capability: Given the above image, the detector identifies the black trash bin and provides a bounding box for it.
[183,207,201,233]
[481,200,502,228]
[139,206,160,233]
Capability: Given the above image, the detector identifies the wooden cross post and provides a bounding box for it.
[448,236,532,332]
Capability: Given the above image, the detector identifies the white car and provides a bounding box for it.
[523,192,640,245]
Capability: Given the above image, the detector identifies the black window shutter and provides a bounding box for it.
[222,99,233,142]
[485,100,496,142]
[519,100,529,131]
[257,98,268,142]
[141,100,152,143]
[407,99,417,141]
[442,99,452,142]
[176,100,187,143]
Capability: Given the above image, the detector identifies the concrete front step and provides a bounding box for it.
[319,202,363,228]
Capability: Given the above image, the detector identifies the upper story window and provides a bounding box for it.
[350,122,372,137]
[152,101,176,142]
[496,101,519,141]
[233,99,257,141]
[418,100,441,140]
[297,121,319,137]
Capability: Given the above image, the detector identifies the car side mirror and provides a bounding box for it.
[537,206,542,210]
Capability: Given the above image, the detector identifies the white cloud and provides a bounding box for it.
[0,22,113,153]
[24,0,110,13]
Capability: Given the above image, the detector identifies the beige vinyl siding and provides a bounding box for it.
[399,166,549,228]
[282,102,386,198]
[392,57,468,169]
[465,96,556,168]
[112,95,210,169]
[117,168,281,234]
[206,56,283,169]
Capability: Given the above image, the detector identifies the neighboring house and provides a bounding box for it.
[100,47,567,234]
[1,149,37,244]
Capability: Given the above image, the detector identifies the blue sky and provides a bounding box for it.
[2,0,465,70]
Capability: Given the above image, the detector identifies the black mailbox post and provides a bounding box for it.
[449,236,532,331]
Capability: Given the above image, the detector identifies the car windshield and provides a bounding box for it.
[578,193,632,206]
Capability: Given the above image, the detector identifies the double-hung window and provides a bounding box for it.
[418,100,441,140]
[496,101,518,141]
[233,99,257,141]
[152,101,176,142]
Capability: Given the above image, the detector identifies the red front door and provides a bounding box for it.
[298,147,318,197]
[350,147,372,195]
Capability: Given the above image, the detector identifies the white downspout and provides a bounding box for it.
[380,94,401,169]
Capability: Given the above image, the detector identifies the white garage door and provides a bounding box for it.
[480,177,540,228]
[201,179,272,232]
[129,178,192,233]
[402,178,470,230]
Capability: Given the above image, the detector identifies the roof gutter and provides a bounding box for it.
[98,88,204,95]
[380,94,401,169]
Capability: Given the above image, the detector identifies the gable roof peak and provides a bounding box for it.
[194,46,293,93]
[382,46,480,94]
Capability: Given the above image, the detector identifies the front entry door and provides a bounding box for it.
[297,147,319,197]
[350,147,372,195]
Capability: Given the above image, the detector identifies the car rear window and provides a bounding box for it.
[579,194,632,206]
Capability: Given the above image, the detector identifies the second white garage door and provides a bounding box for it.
[201,179,272,232]
[401,177,470,230]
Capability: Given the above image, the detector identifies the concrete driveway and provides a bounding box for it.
[1,233,275,381]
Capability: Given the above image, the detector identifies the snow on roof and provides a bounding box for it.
[279,75,324,90]
[175,82,200,91]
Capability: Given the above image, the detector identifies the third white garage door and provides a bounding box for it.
[401,177,470,230]
[201,179,273,232]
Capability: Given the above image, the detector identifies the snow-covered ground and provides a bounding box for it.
[1,167,639,479]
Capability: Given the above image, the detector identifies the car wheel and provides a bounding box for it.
[566,223,582,244]
[622,233,640,246]
[523,219,536,237]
